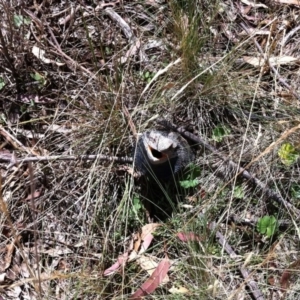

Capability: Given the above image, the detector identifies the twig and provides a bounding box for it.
[141,58,182,97]
[28,162,42,295]
[0,126,38,155]
[158,119,300,217]
[104,8,134,41]
[229,214,291,229]
[240,22,300,101]
[123,105,137,138]
[281,24,300,47]
[209,220,264,300]
[0,154,133,166]
[58,5,81,25]
[104,8,147,63]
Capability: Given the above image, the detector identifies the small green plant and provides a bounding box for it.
[257,215,278,238]
[0,113,7,125]
[30,72,47,87]
[278,142,299,166]
[291,184,300,199]
[0,77,5,91]
[179,163,201,189]
[128,195,144,223]
[233,185,244,199]
[212,125,231,142]
[105,46,112,55]
[140,71,155,83]
[13,14,31,27]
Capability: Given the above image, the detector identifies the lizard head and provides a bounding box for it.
[142,131,178,164]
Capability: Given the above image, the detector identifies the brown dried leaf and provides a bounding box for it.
[130,257,170,299]
[32,45,64,66]
[6,263,21,281]
[95,0,120,11]
[19,94,56,104]
[103,252,129,276]
[141,223,161,239]
[137,255,157,275]
[6,286,22,297]
[120,40,142,64]
[20,262,30,278]
[23,189,42,202]
[128,250,138,262]
[241,0,268,8]
[2,240,15,271]
[268,275,275,286]
[139,223,161,254]
[243,56,299,67]
[0,273,6,283]
[58,259,70,272]
[145,0,159,6]
[133,232,142,252]
[280,258,300,291]
[39,247,73,257]
[177,232,203,242]
[128,233,139,261]
[169,285,191,295]
[139,233,154,254]
[239,27,270,35]
[274,0,300,4]
[136,255,169,284]
[105,233,137,272]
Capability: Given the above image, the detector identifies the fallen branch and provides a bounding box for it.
[158,119,300,217]
[209,219,264,300]
[0,153,133,167]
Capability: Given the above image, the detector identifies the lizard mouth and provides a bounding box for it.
[147,146,169,163]
[150,147,165,159]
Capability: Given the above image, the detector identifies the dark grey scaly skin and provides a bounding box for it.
[134,130,194,180]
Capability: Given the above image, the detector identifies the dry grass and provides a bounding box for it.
[0,0,300,299]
